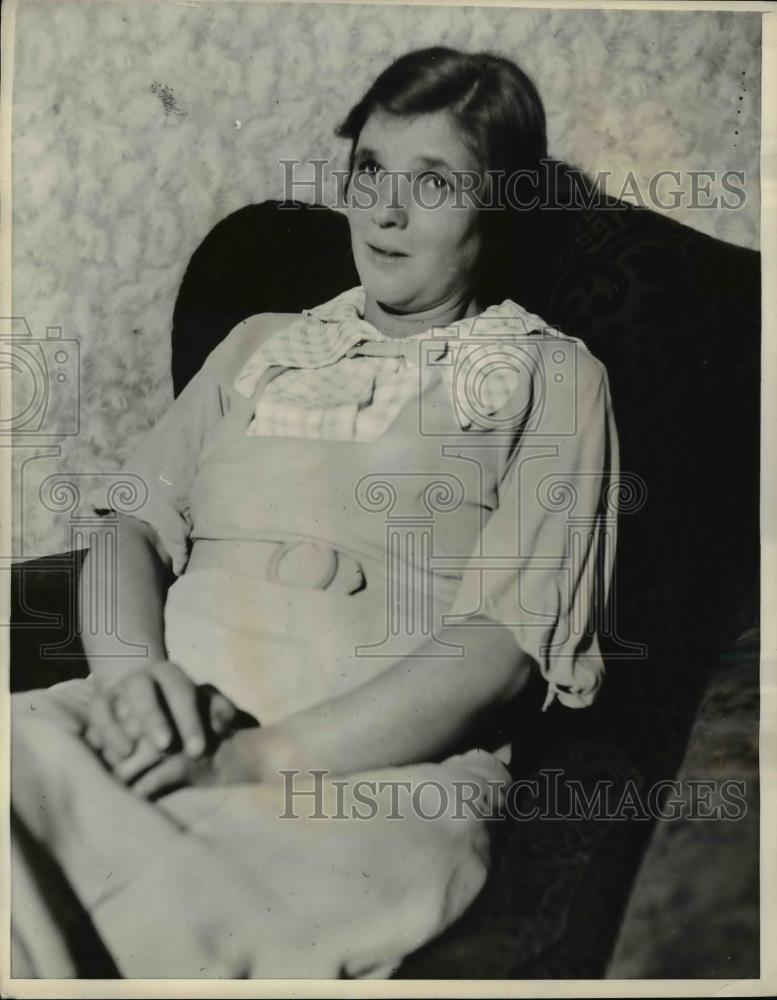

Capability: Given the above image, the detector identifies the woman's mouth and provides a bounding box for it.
[366,243,408,264]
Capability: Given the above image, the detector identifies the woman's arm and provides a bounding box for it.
[79,516,236,765]
[79,514,173,687]
[214,615,532,782]
[78,322,251,763]
[79,515,185,757]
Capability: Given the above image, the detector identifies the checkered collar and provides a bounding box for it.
[234,285,552,404]
[301,285,549,339]
[301,286,370,325]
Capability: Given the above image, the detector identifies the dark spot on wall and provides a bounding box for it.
[150,82,186,117]
[131,328,142,335]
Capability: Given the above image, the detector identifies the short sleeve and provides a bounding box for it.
[444,346,619,711]
[86,343,231,576]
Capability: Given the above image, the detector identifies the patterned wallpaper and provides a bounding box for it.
[10,1,761,557]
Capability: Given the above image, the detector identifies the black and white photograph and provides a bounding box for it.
[1,0,772,991]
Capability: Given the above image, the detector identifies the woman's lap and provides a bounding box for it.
[11,680,507,978]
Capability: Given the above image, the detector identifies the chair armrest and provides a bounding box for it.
[10,550,90,692]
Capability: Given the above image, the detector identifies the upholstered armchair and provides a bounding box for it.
[11,177,760,977]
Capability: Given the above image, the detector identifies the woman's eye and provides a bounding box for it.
[358,159,381,177]
[420,172,450,192]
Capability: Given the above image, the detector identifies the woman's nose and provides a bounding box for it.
[372,173,409,228]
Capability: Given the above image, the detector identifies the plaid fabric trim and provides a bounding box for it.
[233,287,554,441]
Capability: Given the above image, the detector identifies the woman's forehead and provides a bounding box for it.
[356,110,481,171]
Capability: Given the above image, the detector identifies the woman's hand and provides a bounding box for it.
[84,661,244,793]
[116,716,266,800]
[116,740,220,799]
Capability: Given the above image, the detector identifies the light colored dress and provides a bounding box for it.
[95,285,618,724]
[12,287,619,978]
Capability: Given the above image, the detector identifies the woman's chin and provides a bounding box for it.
[361,276,417,313]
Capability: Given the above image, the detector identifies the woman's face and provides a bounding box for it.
[346,109,484,314]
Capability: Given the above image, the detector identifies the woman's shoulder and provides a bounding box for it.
[476,300,611,422]
[487,299,608,374]
[205,312,299,383]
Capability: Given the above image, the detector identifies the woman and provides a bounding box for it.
[11,47,618,978]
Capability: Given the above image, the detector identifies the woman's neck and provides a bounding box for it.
[362,291,482,339]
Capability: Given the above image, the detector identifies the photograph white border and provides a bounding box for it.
[0,0,774,996]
